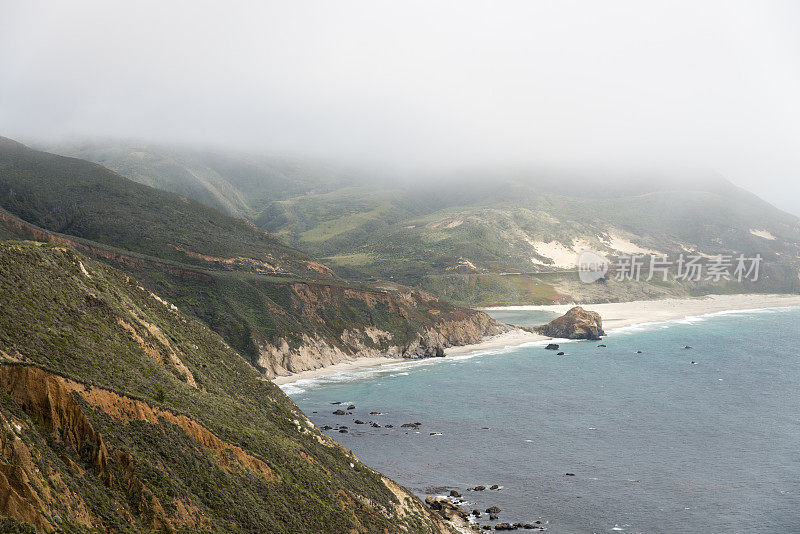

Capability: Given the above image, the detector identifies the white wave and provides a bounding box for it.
[280,342,545,394]
[281,304,799,394]
[605,304,800,337]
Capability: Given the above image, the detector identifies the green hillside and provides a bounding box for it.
[48,141,800,306]
[45,141,367,219]
[0,139,501,375]
[0,241,452,533]
[0,137,326,279]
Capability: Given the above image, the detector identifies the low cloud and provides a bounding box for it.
[2,1,799,213]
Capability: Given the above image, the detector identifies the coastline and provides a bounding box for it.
[272,293,800,386]
[444,329,546,356]
[271,356,406,385]
[482,293,800,331]
[271,330,546,387]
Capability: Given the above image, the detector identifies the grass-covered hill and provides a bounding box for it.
[45,140,367,220]
[48,141,800,306]
[0,137,330,279]
[0,138,502,376]
[0,241,454,533]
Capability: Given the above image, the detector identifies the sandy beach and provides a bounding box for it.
[445,329,546,355]
[271,356,406,385]
[273,293,800,386]
[484,293,800,330]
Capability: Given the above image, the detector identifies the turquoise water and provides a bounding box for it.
[286,307,800,533]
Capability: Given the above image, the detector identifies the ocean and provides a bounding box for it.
[284,307,800,533]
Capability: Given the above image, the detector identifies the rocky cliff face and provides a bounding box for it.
[255,285,509,378]
[533,306,605,340]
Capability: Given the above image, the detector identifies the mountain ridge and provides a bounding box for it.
[46,140,800,306]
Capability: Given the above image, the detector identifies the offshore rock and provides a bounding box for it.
[533,306,605,340]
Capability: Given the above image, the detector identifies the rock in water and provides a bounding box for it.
[425,496,469,521]
[533,306,605,340]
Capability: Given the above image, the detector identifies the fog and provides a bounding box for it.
[2,1,799,214]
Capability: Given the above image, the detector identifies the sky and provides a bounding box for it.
[1,1,799,214]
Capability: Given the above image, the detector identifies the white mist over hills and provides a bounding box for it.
[1,1,799,214]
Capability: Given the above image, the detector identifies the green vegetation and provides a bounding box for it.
[0,137,319,278]
[0,138,484,374]
[44,140,800,306]
[0,242,450,533]
[422,273,565,307]
[44,141,366,220]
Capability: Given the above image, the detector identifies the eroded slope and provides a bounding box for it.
[0,242,454,533]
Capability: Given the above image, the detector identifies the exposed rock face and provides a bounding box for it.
[258,306,509,378]
[533,306,605,340]
[0,364,273,532]
[0,362,458,534]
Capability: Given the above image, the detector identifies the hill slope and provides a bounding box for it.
[0,242,456,533]
[45,140,367,219]
[0,137,329,279]
[48,141,800,306]
[0,138,503,376]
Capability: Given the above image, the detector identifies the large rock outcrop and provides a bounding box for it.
[533,306,605,340]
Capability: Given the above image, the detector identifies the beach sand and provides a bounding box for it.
[272,356,406,385]
[445,329,546,356]
[484,293,800,330]
[272,293,800,385]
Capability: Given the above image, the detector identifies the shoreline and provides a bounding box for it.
[271,356,406,386]
[482,293,800,331]
[271,330,548,387]
[273,293,800,386]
